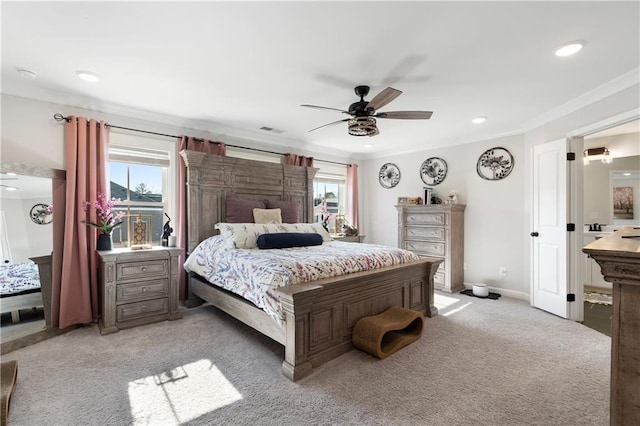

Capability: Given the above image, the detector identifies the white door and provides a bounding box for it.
[531,139,569,318]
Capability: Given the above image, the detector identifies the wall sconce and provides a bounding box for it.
[583,147,612,165]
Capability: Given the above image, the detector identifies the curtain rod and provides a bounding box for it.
[53,113,351,166]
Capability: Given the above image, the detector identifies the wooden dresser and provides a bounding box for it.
[396,204,465,293]
[98,247,183,334]
[583,228,640,425]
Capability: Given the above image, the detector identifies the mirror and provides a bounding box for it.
[0,163,64,351]
[583,121,640,227]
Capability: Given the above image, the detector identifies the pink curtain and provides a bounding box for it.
[51,116,109,328]
[284,153,314,167]
[177,136,226,300]
[346,163,359,230]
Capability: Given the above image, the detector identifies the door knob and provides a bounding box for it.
[530,232,539,237]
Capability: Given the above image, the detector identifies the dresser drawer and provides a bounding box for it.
[117,298,169,322]
[406,212,446,226]
[116,279,169,302]
[405,227,445,241]
[406,241,445,256]
[117,259,169,281]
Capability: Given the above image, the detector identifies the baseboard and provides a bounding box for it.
[462,282,529,302]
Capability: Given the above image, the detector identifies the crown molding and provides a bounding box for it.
[521,67,640,132]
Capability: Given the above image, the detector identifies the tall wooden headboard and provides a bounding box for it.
[180,150,318,252]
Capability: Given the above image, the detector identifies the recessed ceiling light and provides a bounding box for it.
[2,186,18,191]
[472,116,487,124]
[76,70,100,82]
[17,68,37,79]
[554,40,585,57]
[624,172,631,176]
[364,143,373,148]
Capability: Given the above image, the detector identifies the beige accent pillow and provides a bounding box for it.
[253,208,282,224]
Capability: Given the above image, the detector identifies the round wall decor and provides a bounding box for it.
[476,147,514,181]
[420,157,448,185]
[30,203,52,225]
[378,163,401,188]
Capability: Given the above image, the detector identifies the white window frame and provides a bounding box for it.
[108,132,176,245]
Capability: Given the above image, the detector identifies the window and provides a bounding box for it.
[108,132,176,247]
[313,162,347,232]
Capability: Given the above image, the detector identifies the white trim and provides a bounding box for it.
[567,108,640,138]
[522,68,640,132]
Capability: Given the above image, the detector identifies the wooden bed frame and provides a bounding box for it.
[181,150,441,381]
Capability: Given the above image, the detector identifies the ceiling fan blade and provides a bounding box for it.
[301,104,350,114]
[374,111,433,120]
[308,118,350,132]
[366,87,402,112]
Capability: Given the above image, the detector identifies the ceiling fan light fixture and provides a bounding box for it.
[348,117,378,136]
[554,40,585,57]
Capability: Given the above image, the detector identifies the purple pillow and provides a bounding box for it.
[226,197,266,223]
[266,200,302,223]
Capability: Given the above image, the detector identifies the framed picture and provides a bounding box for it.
[613,186,634,219]
[379,163,401,189]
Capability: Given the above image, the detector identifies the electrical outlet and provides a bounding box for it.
[499,266,508,276]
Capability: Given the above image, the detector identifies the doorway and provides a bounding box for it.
[577,117,639,334]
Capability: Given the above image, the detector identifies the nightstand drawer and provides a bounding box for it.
[116,279,169,302]
[117,298,169,322]
[117,259,169,281]
[406,227,445,241]
[406,212,446,225]
[406,241,445,256]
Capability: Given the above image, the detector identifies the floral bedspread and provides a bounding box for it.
[184,236,419,324]
[0,261,41,297]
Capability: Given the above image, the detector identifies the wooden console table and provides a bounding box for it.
[583,228,640,425]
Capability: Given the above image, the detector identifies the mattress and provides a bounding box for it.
[184,235,419,324]
[0,261,41,298]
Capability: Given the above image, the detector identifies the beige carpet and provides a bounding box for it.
[0,360,18,426]
[1,293,610,425]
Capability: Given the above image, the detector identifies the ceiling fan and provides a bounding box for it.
[301,85,433,136]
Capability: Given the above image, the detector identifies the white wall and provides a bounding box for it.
[362,134,527,295]
[0,196,52,263]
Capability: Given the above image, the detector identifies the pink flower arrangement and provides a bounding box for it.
[83,192,125,235]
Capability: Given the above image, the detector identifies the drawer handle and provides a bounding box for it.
[141,267,147,272]
[141,286,147,292]
[141,307,147,312]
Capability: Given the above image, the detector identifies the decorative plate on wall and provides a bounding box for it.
[30,203,52,225]
[420,157,448,185]
[378,163,401,189]
[476,147,514,181]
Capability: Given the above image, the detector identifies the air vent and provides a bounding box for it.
[260,126,284,134]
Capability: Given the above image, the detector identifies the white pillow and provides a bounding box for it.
[214,222,333,249]
[215,223,288,249]
[282,223,333,242]
[253,208,282,224]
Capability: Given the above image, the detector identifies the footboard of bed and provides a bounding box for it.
[277,257,441,381]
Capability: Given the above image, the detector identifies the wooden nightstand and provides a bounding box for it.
[331,234,365,243]
[97,246,183,334]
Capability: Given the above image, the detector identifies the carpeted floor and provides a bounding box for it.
[1,292,611,426]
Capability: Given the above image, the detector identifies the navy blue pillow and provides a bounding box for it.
[257,232,323,249]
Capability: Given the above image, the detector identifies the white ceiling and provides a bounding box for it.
[2,1,639,159]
